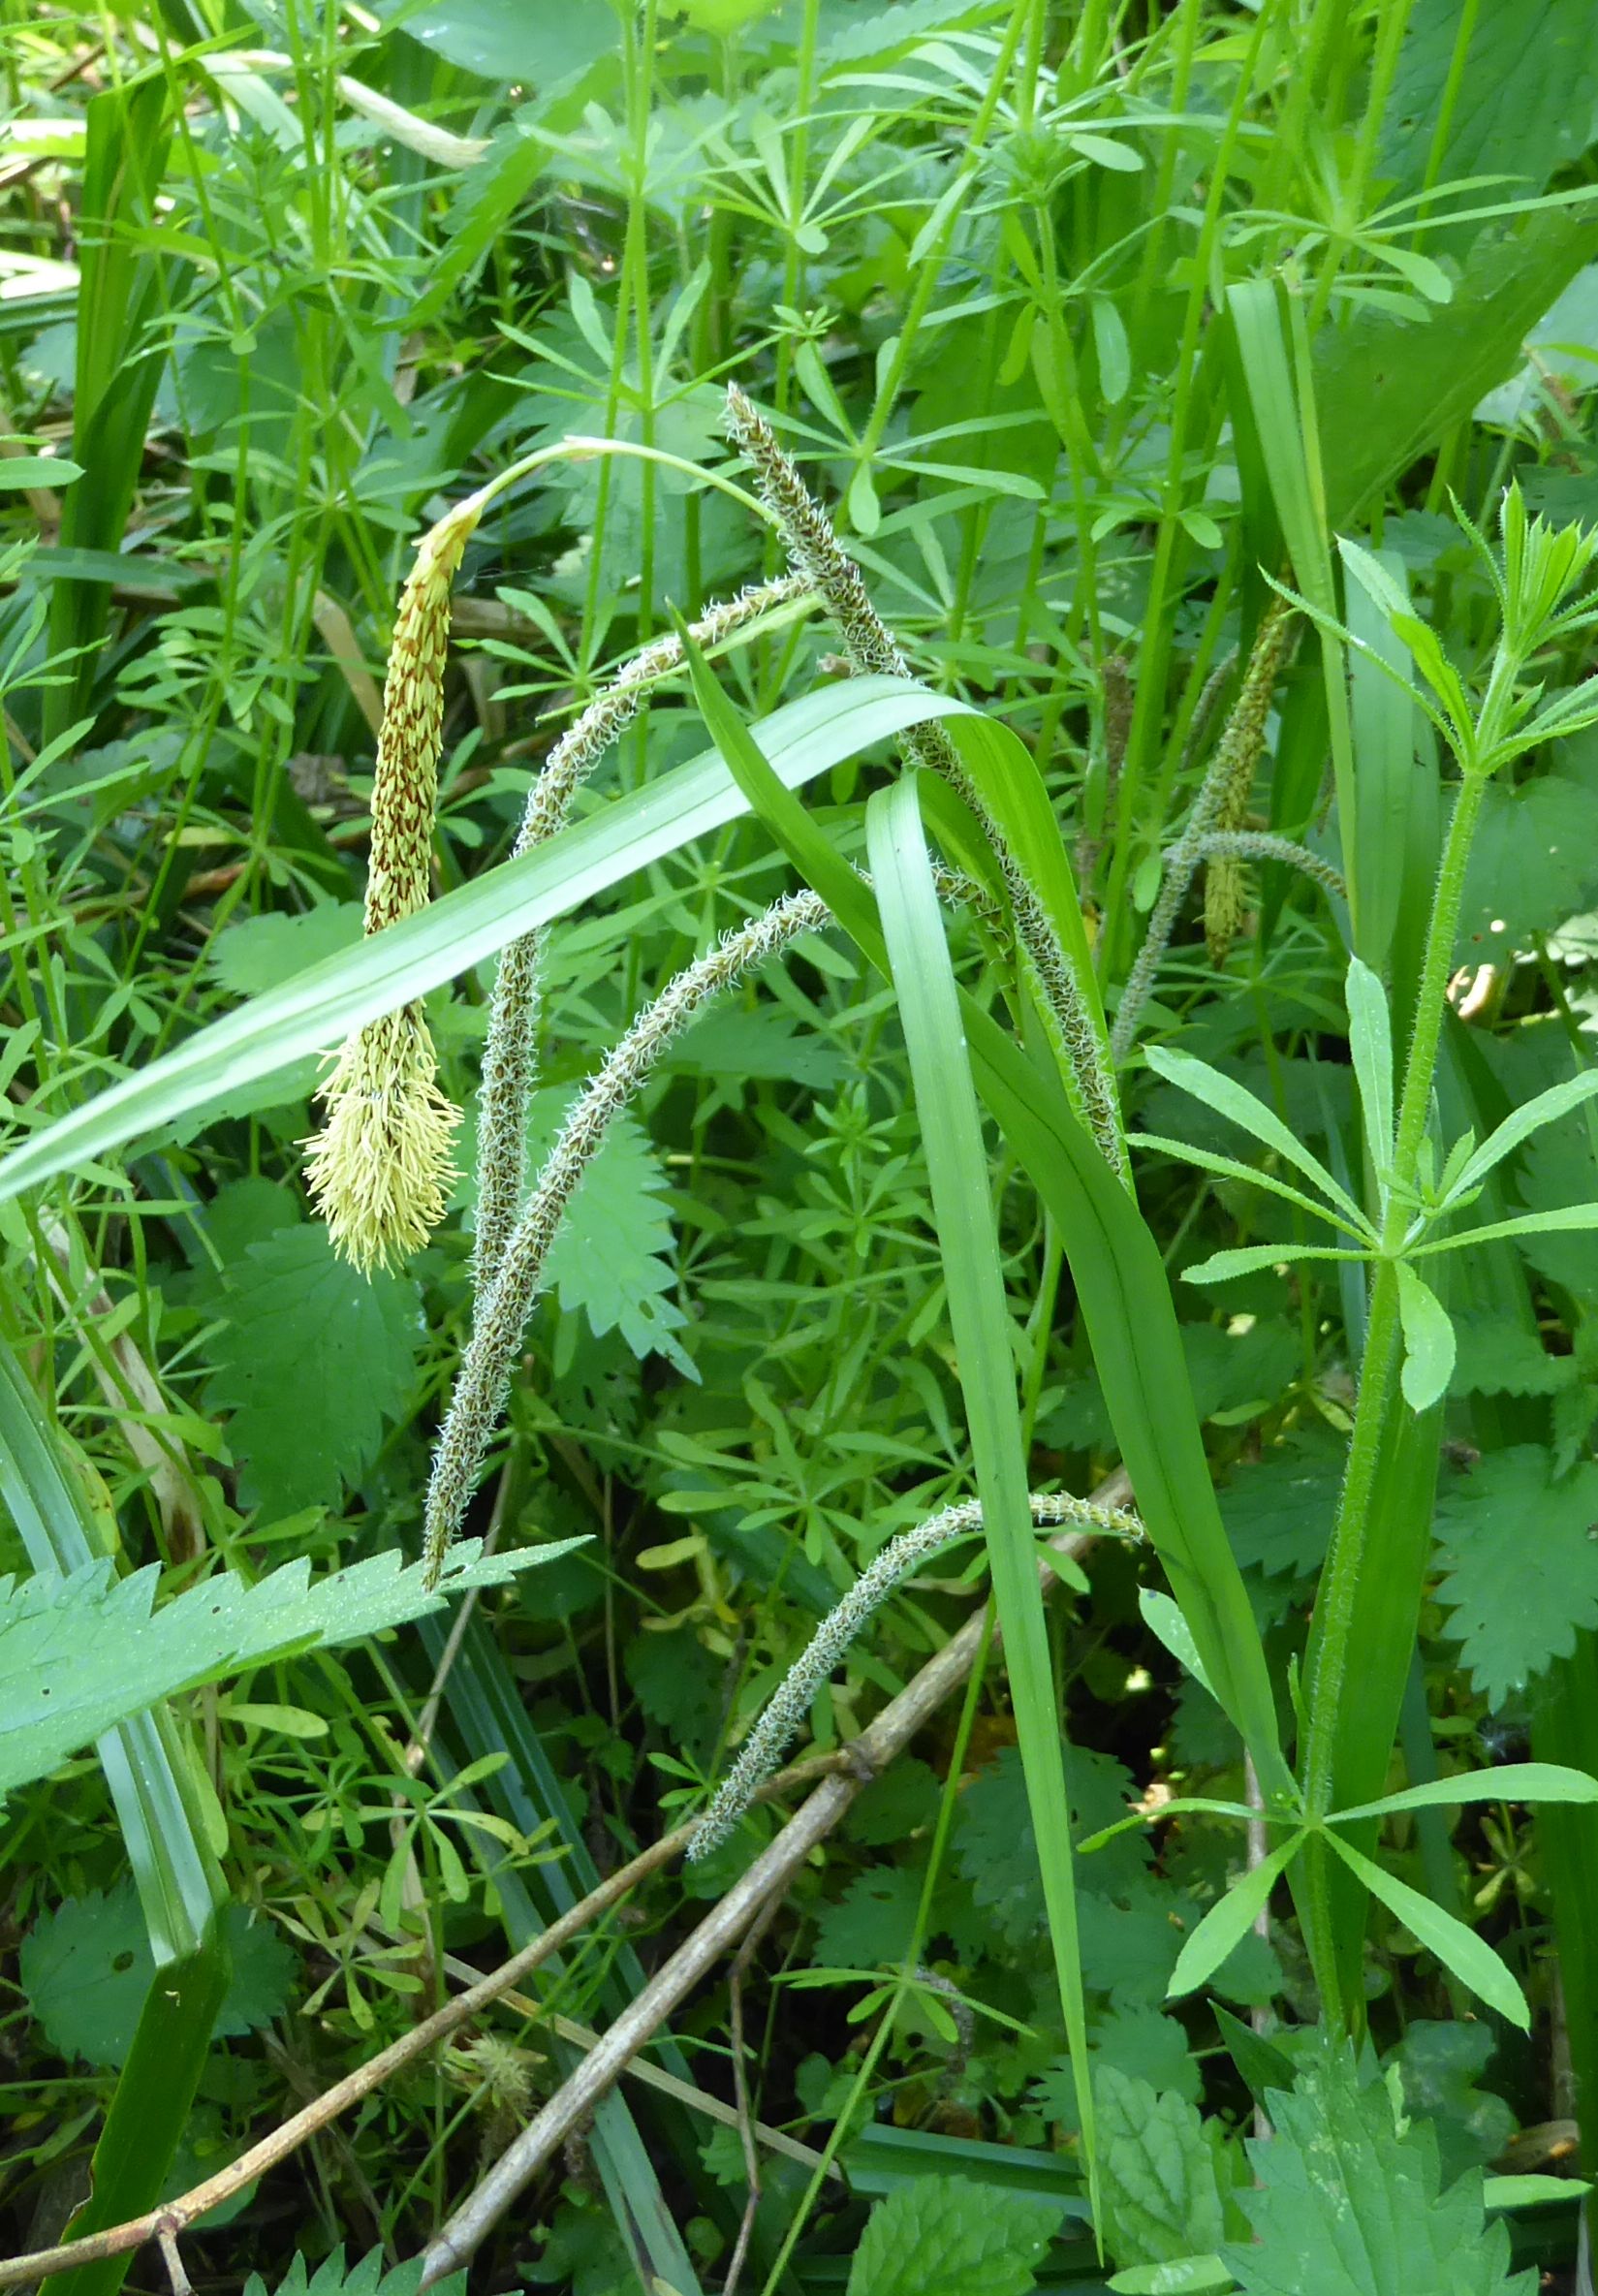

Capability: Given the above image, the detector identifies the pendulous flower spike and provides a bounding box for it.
[305,496,482,1272]
[686,1488,1144,1860]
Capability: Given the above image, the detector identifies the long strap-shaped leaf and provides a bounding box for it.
[0,676,969,1209]
[671,631,1288,1801]
[866,771,1099,2214]
[0,1333,229,2296]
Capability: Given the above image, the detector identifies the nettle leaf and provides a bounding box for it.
[1381,0,1598,201]
[843,2173,1064,2296]
[243,2249,465,2296]
[1456,759,1598,957]
[1449,1313,1574,1399]
[1433,1446,1598,1708]
[811,1867,926,1968]
[1218,1428,1343,1581]
[1092,2008,1203,2104]
[20,1882,295,2067]
[1512,1125,1598,1298]
[1095,2064,1226,2270]
[660,1001,846,1089]
[204,1226,423,1518]
[1388,2022,1517,2186]
[1226,2037,1534,2296]
[956,1745,1152,1943]
[526,1085,688,1365]
[0,1541,572,1797]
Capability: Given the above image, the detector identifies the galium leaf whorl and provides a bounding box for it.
[304,499,478,1272]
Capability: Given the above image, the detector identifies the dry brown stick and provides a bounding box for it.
[722,1897,784,2296]
[421,1487,1127,2284]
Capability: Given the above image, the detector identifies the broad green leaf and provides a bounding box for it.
[0,1540,577,1799]
[1433,1448,1598,1706]
[20,1884,295,2068]
[1380,0,1598,201]
[1109,2263,1231,2296]
[1095,2064,1225,2269]
[1144,1048,1364,1228]
[1394,1262,1456,1412]
[1345,958,1394,1173]
[1332,1761,1598,1825]
[204,1227,423,1519]
[394,0,614,84]
[1225,2036,1533,2296]
[1322,1831,1529,2028]
[0,456,82,486]
[0,678,965,1209]
[1318,209,1591,528]
[1339,538,1474,745]
[522,1090,685,1363]
[1168,1836,1304,2000]
[1344,546,1426,974]
[843,2174,1064,2296]
[1456,754,1598,957]
[1483,2175,1590,2210]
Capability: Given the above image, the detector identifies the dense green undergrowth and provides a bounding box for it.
[6,2,1598,2292]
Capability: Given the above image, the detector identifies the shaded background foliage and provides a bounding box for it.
[4,1,1598,2291]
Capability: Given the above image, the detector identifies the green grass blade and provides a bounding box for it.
[1226,277,1358,925]
[939,714,1117,1090]
[0,677,960,1208]
[415,1614,708,2295]
[47,76,175,744]
[1346,550,1423,974]
[865,769,1097,2216]
[1532,1636,1598,2209]
[52,1939,233,2296]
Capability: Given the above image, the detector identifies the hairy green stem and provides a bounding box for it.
[1298,767,1488,2016]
